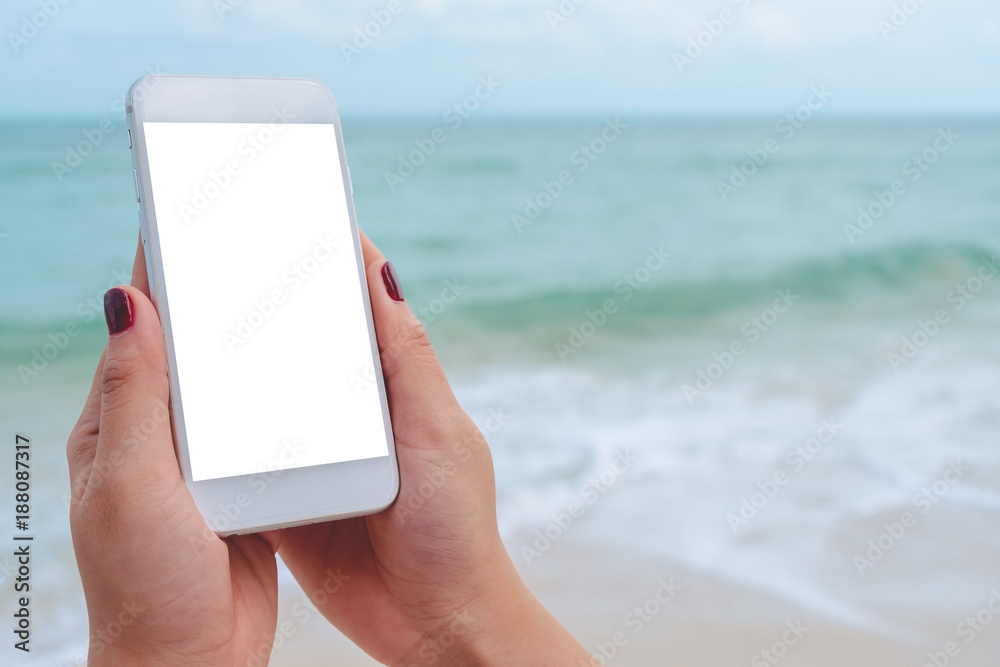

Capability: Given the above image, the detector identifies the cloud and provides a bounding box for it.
[0,0,998,115]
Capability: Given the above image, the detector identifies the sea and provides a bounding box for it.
[1,116,999,664]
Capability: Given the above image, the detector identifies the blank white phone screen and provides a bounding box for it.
[142,122,388,482]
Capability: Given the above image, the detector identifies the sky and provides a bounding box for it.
[1,0,998,118]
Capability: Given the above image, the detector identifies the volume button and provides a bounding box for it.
[127,128,133,149]
[133,169,141,202]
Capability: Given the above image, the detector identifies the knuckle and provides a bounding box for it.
[382,316,438,366]
[398,317,435,354]
[100,355,137,399]
[66,422,84,454]
[66,425,88,464]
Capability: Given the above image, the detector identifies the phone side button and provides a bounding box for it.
[138,211,147,246]
[133,169,141,202]
[127,128,133,149]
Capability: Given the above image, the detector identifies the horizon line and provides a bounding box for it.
[0,111,997,124]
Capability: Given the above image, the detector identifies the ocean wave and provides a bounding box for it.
[459,243,999,329]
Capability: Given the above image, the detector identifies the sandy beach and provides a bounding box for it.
[269,534,995,666]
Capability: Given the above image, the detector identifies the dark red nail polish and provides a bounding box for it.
[381,261,404,302]
[104,288,134,336]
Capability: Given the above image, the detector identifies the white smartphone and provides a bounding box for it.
[125,75,398,535]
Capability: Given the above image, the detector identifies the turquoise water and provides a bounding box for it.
[2,117,1000,661]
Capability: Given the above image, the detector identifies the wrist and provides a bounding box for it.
[444,558,534,666]
[395,544,589,666]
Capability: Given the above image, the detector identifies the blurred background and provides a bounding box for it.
[2,1,1000,665]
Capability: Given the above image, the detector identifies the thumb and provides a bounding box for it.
[364,257,467,435]
[90,286,179,498]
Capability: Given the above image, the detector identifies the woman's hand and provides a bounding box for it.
[68,232,590,666]
[278,233,590,665]
[67,240,281,666]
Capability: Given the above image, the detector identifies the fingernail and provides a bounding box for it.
[104,288,134,336]
[381,261,404,302]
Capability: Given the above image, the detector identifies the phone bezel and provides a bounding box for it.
[126,75,398,535]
